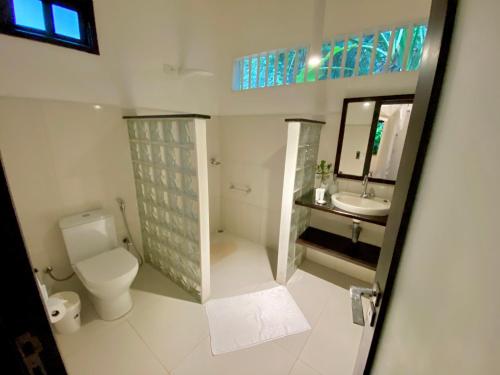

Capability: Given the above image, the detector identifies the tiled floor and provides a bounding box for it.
[55,232,365,375]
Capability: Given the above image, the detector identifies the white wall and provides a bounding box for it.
[372,0,500,373]
[206,118,222,233]
[0,97,141,280]
[217,115,288,250]
[0,0,219,114]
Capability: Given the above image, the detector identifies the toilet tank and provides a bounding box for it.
[59,209,119,265]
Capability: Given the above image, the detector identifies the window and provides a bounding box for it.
[231,23,428,91]
[0,0,99,54]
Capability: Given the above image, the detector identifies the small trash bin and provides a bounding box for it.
[51,291,81,334]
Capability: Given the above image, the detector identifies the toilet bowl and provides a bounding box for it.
[59,209,139,321]
[75,247,138,320]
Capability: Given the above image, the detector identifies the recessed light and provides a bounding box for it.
[93,105,102,110]
[363,102,371,108]
[308,55,321,68]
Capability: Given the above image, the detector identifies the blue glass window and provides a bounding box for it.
[344,36,359,78]
[358,34,374,76]
[232,59,242,91]
[276,51,285,86]
[318,42,331,81]
[13,0,46,31]
[374,30,392,74]
[330,39,345,79]
[389,27,408,72]
[286,49,296,85]
[295,48,307,83]
[242,57,250,90]
[250,55,258,89]
[258,54,267,88]
[52,4,81,39]
[407,25,428,71]
[267,52,276,87]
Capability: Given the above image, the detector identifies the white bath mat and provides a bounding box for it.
[205,286,311,355]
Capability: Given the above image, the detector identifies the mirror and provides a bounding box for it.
[334,95,414,184]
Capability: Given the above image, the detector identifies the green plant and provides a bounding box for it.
[316,160,332,185]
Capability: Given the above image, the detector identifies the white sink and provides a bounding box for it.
[331,192,390,216]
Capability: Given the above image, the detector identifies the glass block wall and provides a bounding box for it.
[127,118,202,299]
[286,123,322,280]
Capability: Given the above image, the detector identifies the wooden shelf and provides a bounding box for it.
[297,227,380,270]
[295,191,388,226]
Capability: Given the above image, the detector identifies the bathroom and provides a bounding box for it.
[1,0,498,374]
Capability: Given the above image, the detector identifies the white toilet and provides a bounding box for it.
[59,209,139,321]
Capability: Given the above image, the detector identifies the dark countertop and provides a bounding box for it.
[295,191,388,226]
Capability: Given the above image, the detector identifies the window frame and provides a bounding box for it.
[0,0,99,54]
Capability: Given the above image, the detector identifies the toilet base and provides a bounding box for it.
[90,290,133,321]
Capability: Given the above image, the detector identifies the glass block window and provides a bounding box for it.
[286,49,296,85]
[1,0,99,54]
[344,36,359,78]
[318,42,332,81]
[232,22,428,91]
[295,47,308,83]
[276,51,286,86]
[358,34,375,76]
[389,27,409,72]
[250,55,258,89]
[331,39,345,80]
[407,24,428,71]
[259,54,267,88]
[374,30,392,74]
[267,52,276,87]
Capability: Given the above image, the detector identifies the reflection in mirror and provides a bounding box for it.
[338,101,375,176]
[369,103,413,180]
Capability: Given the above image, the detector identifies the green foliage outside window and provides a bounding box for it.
[372,121,385,155]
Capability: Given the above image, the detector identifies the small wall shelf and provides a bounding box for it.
[295,191,388,226]
[297,227,380,270]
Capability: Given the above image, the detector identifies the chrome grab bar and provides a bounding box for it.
[229,183,251,194]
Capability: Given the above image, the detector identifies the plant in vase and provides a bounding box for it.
[316,160,332,188]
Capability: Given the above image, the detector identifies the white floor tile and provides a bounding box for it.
[171,337,296,375]
[62,321,167,375]
[126,289,209,371]
[299,290,363,375]
[289,360,321,375]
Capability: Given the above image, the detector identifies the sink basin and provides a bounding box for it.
[331,192,390,216]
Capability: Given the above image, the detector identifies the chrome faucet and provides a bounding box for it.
[361,175,373,198]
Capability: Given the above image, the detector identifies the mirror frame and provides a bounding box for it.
[334,94,415,185]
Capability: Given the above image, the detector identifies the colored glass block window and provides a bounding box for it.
[374,30,392,74]
[267,52,276,87]
[250,55,258,89]
[331,39,345,79]
[295,47,308,83]
[259,54,267,88]
[344,36,359,78]
[358,34,374,76]
[13,0,45,31]
[232,59,242,91]
[276,51,286,86]
[242,57,250,90]
[318,42,332,81]
[389,27,408,72]
[52,4,81,39]
[286,49,296,85]
[407,24,428,71]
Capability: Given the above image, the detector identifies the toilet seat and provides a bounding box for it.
[76,247,138,287]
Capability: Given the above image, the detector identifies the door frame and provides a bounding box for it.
[354,0,457,373]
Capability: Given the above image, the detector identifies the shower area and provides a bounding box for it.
[125,114,324,301]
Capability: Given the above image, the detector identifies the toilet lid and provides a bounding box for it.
[76,247,138,284]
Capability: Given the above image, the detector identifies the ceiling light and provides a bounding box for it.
[93,104,102,110]
[308,55,321,68]
[363,102,371,108]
